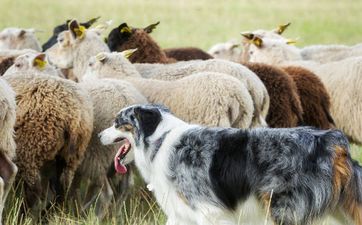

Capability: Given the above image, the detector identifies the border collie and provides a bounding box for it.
[99,104,362,225]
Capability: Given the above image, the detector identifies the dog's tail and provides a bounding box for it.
[341,160,362,224]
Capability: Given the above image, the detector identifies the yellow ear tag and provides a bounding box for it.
[286,39,297,45]
[253,38,263,48]
[120,26,132,34]
[34,58,47,70]
[121,48,137,58]
[95,52,107,62]
[74,25,86,39]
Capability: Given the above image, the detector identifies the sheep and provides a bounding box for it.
[42,17,100,51]
[207,40,242,62]
[243,36,362,144]
[106,22,176,63]
[0,49,37,75]
[47,20,110,81]
[4,52,61,77]
[282,66,335,129]
[243,62,303,128]
[0,78,17,225]
[2,72,93,214]
[163,47,213,61]
[0,28,42,51]
[241,24,362,63]
[135,59,269,128]
[75,78,148,218]
[84,51,255,129]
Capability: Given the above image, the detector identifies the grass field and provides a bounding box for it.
[1,0,362,224]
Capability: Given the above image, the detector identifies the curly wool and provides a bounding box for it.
[244,62,303,128]
[164,47,213,61]
[3,73,93,203]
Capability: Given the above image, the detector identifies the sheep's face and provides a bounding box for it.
[4,52,60,77]
[46,31,75,69]
[208,42,241,61]
[83,50,137,80]
[246,37,300,64]
[107,23,133,52]
[0,28,41,51]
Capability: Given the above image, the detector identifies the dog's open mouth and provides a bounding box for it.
[114,138,131,174]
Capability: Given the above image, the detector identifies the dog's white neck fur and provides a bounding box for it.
[134,112,192,184]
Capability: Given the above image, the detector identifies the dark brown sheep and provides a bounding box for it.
[282,66,335,129]
[107,22,176,64]
[244,62,303,128]
[164,47,213,61]
[0,56,15,75]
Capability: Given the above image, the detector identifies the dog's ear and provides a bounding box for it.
[134,107,162,138]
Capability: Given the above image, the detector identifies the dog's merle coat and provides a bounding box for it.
[100,104,362,225]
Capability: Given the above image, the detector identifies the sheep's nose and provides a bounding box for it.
[98,131,103,138]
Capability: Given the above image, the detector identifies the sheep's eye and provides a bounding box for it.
[214,51,220,54]
[15,63,21,68]
[249,51,254,55]
[88,62,94,67]
[58,38,64,43]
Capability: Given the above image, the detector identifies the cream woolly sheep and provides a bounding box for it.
[207,40,242,62]
[3,73,93,213]
[0,49,37,75]
[0,28,42,51]
[0,78,17,224]
[84,51,255,129]
[4,52,61,77]
[74,78,148,218]
[47,20,109,80]
[243,37,362,144]
[135,59,269,127]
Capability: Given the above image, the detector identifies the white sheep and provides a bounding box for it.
[207,40,242,62]
[0,78,17,225]
[0,28,42,51]
[84,51,255,129]
[243,36,362,144]
[4,52,62,77]
[135,59,269,128]
[75,78,148,218]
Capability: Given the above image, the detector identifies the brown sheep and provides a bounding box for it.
[106,22,176,63]
[0,57,15,75]
[282,66,335,129]
[3,73,93,214]
[164,47,213,61]
[244,62,303,128]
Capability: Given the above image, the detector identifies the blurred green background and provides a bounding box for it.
[1,0,362,49]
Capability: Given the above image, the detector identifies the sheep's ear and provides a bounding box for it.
[82,16,101,28]
[92,20,113,35]
[18,30,26,38]
[286,39,297,45]
[230,44,240,50]
[33,53,47,70]
[95,52,108,63]
[143,21,160,33]
[121,48,137,59]
[241,32,254,40]
[119,23,132,34]
[68,19,86,39]
[275,22,291,35]
[252,36,263,48]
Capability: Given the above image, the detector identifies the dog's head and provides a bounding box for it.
[99,104,172,174]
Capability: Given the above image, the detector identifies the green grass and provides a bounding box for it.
[1,0,362,49]
[1,0,362,224]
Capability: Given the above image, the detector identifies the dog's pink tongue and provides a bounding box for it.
[114,145,128,174]
[115,159,127,174]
